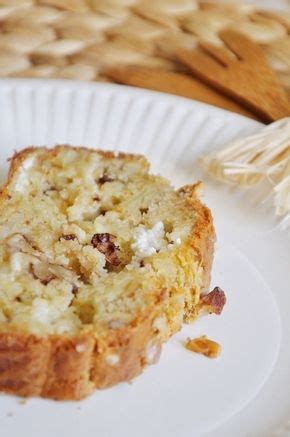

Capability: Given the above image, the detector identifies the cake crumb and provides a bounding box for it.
[19,399,27,405]
[185,335,221,358]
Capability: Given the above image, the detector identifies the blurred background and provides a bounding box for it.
[0,0,289,122]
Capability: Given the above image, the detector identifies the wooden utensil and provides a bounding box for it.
[176,29,290,123]
[105,66,258,120]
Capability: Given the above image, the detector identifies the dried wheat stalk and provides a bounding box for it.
[0,0,287,93]
[202,117,290,225]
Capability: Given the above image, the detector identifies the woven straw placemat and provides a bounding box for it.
[0,0,289,96]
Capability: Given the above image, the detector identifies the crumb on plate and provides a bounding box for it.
[185,335,221,358]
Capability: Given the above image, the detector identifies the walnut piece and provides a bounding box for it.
[7,233,40,257]
[29,263,56,285]
[7,233,80,281]
[185,336,221,359]
[91,233,121,266]
[59,234,76,241]
[98,174,114,184]
[29,261,79,286]
[199,286,226,315]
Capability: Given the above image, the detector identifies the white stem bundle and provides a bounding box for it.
[201,117,290,221]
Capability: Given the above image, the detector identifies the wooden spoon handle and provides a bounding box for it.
[105,66,259,120]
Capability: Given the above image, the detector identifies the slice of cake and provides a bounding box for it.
[0,145,214,400]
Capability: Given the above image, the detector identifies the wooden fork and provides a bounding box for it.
[176,29,290,123]
[105,66,257,119]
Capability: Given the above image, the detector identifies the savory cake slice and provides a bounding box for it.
[0,145,214,400]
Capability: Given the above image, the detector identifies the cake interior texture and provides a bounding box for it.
[0,146,208,340]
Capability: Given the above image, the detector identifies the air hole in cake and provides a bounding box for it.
[99,207,108,216]
[164,221,173,234]
[112,196,120,206]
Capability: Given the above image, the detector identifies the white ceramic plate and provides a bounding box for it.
[0,80,288,437]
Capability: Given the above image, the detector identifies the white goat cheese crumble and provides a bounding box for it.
[131,222,182,259]
[131,221,165,258]
[10,252,23,273]
[14,156,35,193]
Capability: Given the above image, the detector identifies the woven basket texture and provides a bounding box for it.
[0,0,289,95]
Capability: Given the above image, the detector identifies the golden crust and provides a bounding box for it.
[186,191,215,295]
[0,146,214,400]
[176,184,215,321]
[0,306,163,400]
